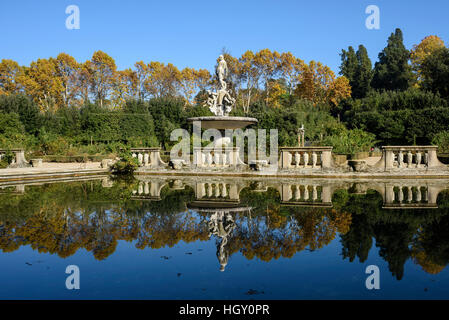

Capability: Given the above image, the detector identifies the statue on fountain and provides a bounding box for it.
[205,55,236,116]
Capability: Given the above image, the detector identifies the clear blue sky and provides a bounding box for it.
[1,0,448,73]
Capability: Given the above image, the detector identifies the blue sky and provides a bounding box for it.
[1,0,448,73]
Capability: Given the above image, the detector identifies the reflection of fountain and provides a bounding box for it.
[188,201,248,272]
[208,211,236,272]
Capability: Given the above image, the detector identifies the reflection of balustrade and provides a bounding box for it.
[193,147,245,168]
[374,146,447,171]
[196,182,239,200]
[280,147,333,170]
[0,149,30,168]
[130,148,167,168]
[131,180,166,200]
[383,183,440,208]
[280,184,332,207]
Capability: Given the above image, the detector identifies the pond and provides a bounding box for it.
[0,176,449,299]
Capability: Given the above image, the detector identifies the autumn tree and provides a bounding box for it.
[18,58,63,111]
[55,53,80,107]
[410,35,445,85]
[88,51,117,108]
[0,59,22,95]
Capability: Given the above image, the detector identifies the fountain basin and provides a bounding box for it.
[187,116,258,130]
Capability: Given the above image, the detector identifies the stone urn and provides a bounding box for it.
[348,160,367,172]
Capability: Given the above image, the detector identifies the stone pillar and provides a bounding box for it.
[385,149,395,170]
[321,149,333,169]
[282,184,292,202]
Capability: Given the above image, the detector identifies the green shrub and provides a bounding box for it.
[432,131,449,154]
[322,128,377,155]
[111,152,138,175]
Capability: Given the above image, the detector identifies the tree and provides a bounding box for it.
[279,52,303,95]
[339,46,358,86]
[0,59,22,95]
[239,50,260,113]
[411,35,445,85]
[18,58,64,112]
[421,46,449,99]
[295,60,351,108]
[253,49,280,104]
[88,51,117,108]
[354,45,373,98]
[371,28,414,91]
[55,53,80,107]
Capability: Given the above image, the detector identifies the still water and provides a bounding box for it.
[0,176,449,299]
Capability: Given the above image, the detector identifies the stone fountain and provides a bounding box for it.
[187,55,258,148]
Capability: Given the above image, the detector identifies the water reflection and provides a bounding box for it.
[0,176,449,280]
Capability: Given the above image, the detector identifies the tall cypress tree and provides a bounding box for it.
[339,46,358,85]
[371,28,414,91]
[340,45,373,99]
[354,45,373,98]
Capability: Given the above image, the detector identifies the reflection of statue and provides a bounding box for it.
[208,211,236,271]
[205,55,235,116]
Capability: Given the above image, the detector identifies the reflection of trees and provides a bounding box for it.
[337,189,449,280]
[1,180,449,279]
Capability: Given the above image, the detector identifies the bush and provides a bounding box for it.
[322,128,377,155]
[111,152,138,175]
[432,131,449,154]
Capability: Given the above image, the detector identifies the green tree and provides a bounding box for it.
[421,46,449,99]
[371,28,414,91]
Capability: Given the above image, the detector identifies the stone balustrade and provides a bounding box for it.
[373,146,447,171]
[193,147,246,168]
[280,147,333,170]
[0,149,30,168]
[130,148,167,168]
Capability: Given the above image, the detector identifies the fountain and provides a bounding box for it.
[187,55,258,148]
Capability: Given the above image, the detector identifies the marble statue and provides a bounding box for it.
[204,55,236,116]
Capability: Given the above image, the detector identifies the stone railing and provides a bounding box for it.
[130,148,167,168]
[373,146,447,171]
[280,147,333,170]
[193,147,246,168]
[0,149,30,168]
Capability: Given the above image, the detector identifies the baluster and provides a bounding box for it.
[398,187,404,202]
[312,152,317,168]
[304,185,309,200]
[303,152,309,167]
[407,186,413,203]
[398,151,403,168]
[416,187,422,202]
[424,152,429,167]
[294,152,300,168]
[222,152,228,166]
[416,152,422,168]
[144,153,149,166]
[214,152,220,166]
[222,183,228,198]
[207,152,213,166]
[422,188,428,202]
[207,183,213,197]
[312,185,318,201]
[137,153,143,166]
[138,182,143,195]
[294,185,301,200]
[215,183,220,197]
[144,181,149,194]
[407,151,413,168]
